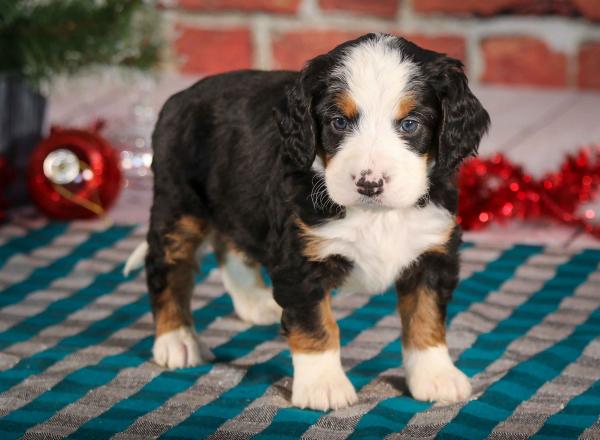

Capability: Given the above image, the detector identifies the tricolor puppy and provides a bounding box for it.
[129,33,490,411]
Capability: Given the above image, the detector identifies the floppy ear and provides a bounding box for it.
[273,80,316,170]
[273,55,331,170]
[429,57,490,172]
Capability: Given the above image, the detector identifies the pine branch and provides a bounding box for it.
[0,0,161,87]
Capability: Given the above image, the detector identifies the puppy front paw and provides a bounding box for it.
[292,350,358,411]
[407,362,471,403]
[292,372,357,411]
[153,326,213,369]
[404,345,471,404]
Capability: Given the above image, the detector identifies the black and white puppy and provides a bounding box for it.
[128,33,490,411]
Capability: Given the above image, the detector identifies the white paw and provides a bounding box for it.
[407,363,471,403]
[404,345,471,404]
[232,287,282,325]
[152,326,213,369]
[292,350,358,411]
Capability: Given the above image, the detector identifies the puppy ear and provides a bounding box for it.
[430,57,490,172]
[273,80,316,170]
[273,55,331,170]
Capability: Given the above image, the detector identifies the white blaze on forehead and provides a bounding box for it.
[333,34,416,124]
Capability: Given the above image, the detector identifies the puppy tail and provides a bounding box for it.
[124,241,149,276]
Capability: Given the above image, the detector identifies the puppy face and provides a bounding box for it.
[275,33,490,211]
[315,36,434,209]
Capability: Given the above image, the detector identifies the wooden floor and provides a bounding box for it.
[46,73,600,248]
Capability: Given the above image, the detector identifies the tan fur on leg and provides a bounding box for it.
[398,285,471,403]
[152,216,212,369]
[288,294,357,411]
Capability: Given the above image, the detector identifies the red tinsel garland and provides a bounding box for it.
[458,147,600,238]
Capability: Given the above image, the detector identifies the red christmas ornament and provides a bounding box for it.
[27,121,122,220]
[458,147,600,238]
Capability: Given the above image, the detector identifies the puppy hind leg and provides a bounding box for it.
[147,215,213,369]
[219,249,281,325]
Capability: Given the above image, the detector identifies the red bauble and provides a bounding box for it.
[27,123,122,219]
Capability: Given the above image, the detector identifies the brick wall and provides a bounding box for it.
[159,0,600,89]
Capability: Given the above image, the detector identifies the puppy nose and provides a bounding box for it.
[356,173,384,197]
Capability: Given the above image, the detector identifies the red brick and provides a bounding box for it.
[412,0,580,16]
[272,30,466,71]
[481,36,567,88]
[175,26,253,75]
[319,0,399,17]
[174,0,300,14]
[407,34,467,63]
[573,0,600,20]
[578,41,600,89]
[272,30,364,70]
[414,0,529,15]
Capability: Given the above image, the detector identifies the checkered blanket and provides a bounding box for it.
[0,220,599,439]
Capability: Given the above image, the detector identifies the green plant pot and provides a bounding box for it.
[0,73,47,205]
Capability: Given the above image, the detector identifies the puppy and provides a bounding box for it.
[129,33,490,411]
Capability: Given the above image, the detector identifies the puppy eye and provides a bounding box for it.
[399,118,419,133]
[331,117,349,131]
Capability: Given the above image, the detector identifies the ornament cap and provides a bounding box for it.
[42,149,80,185]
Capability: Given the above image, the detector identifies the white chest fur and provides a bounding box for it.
[309,204,454,294]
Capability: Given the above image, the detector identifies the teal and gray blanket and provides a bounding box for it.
[0,220,599,439]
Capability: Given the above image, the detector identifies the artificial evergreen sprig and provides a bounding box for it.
[0,0,161,88]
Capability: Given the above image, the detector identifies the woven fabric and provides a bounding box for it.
[0,220,599,439]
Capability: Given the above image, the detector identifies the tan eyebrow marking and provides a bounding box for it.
[396,95,416,120]
[335,92,359,119]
